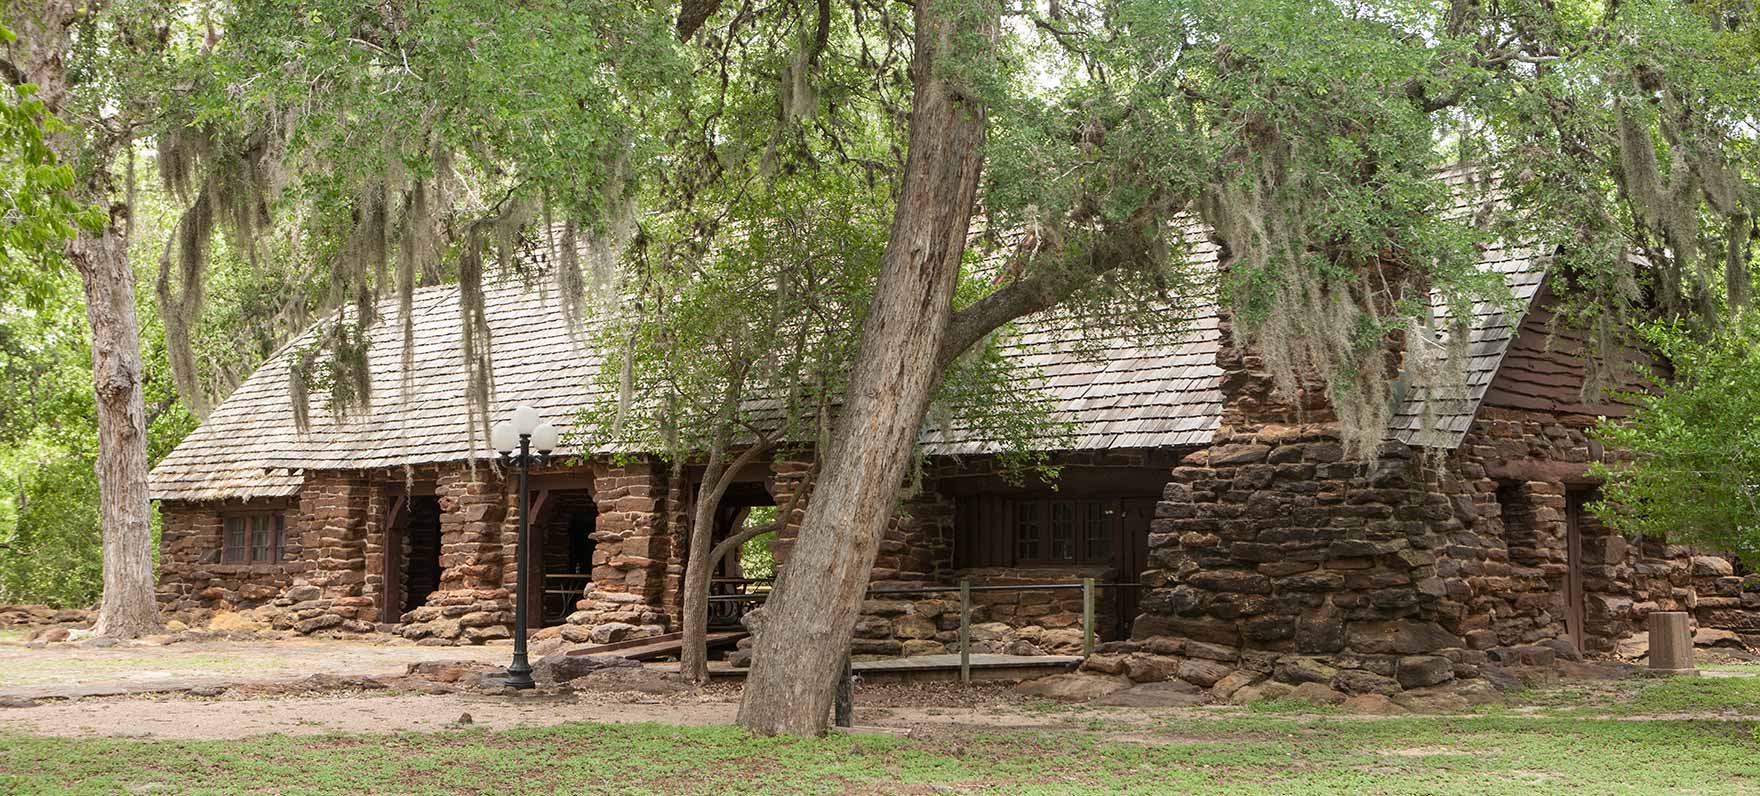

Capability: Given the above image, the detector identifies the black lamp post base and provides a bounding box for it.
[502,661,536,690]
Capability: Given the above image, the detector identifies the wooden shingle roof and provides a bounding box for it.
[1387,241,1551,447]
[149,216,1546,503]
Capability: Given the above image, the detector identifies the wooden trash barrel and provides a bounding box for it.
[1647,611,1699,675]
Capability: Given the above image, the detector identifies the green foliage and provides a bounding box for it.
[576,176,882,464]
[1478,0,1760,395]
[164,0,691,426]
[0,21,106,298]
[0,288,100,606]
[738,507,778,580]
[177,0,1760,467]
[1591,320,1760,560]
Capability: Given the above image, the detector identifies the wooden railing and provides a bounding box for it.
[708,578,1142,683]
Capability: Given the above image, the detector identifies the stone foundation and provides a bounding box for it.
[1080,631,1564,704]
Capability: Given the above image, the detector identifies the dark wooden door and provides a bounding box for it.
[1564,490,1589,654]
[380,499,405,625]
[1116,498,1156,639]
[526,511,546,626]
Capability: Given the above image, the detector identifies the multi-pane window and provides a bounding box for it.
[1014,501,1042,562]
[1083,501,1109,562]
[1049,502,1076,561]
[960,496,1118,567]
[222,513,284,564]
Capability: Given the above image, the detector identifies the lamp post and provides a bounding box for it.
[491,406,559,690]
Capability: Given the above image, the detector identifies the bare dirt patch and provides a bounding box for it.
[0,636,505,698]
[0,690,743,738]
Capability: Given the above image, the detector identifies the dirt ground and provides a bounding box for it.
[0,636,506,699]
[0,682,1099,739]
[1,634,1756,743]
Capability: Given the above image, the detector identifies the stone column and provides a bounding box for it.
[397,464,513,644]
[560,458,671,643]
[272,472,376,634]
[766,457,815,566]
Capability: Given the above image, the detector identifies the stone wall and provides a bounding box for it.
[1133,299,1759,672]
[156,499,300,623]
[155,474,381,636]
[1147,426,1465,654]
[1450,406,1705,655]
[1694,555,1760,632]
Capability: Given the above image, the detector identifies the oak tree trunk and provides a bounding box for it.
[12,0,162,639]
[678,457,726,683]
[735,0,996,736]
[74,227,163,639]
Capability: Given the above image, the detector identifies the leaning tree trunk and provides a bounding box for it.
[735,0,996,736]
[73,227,163,639]
[679,395,770,682]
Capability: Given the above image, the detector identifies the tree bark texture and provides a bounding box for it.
[13,0,162,638]
[679,438,768,683]
[74,227,163,639]
[735,0,997,736]
[677,471,723,683]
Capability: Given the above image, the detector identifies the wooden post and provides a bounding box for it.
[834,654,854,727]
[1081,577,1096,657]
[1647,611,1698,675]
[958,579,971,684]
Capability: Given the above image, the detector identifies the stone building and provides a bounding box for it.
[149,225,1757,681]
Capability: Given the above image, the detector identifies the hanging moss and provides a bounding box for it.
[1612,92,1758,324]
[456,225,498,457]
[153,117,289,420]
[1196,138,1470,459]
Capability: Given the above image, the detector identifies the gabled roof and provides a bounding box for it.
[149,209,1548,503]
[1387,241,1552,447]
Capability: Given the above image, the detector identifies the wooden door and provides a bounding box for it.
[526,516,546,626]
[1564,490,1589,654]
[380,497,406,625]
[1116,498,1156,639]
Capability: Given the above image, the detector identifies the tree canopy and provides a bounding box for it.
[1592,320,1760,561]
[2,0,1757,724]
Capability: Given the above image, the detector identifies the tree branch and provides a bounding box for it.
[935,222,1158,372]
[808,0,832,67]
[706,461,817,564]
[677,0,723,43]
[0,56,25,87]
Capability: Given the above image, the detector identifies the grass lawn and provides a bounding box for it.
[2,714,1756,795]
[1506,668,1760,718]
